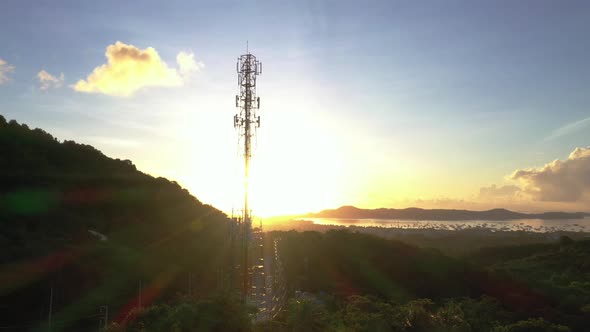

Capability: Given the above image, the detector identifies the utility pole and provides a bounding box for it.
[47,286,53,332]
[138,280,142,309]
[188,272,192,296]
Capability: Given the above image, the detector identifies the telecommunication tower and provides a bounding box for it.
[233,47,262,296]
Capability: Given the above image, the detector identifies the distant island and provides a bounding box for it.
[307,205,589,221]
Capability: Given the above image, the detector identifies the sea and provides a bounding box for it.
[301,217,590,233]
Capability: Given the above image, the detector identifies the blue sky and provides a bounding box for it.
[1,1,589,214]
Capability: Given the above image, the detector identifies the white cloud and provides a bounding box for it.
[545,117,590,141]
[177,51,204,77]
[74,41,203,97]
[0,58,15,84]
[511,146,590,202]
[37,70,64,90]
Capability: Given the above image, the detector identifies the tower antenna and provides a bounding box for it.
[233,45,262,299]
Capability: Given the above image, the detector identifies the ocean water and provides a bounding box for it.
[303,217,590,233]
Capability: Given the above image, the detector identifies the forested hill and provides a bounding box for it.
[310,205,588,220]
[0,115,232,330]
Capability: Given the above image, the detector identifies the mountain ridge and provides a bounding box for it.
[307,205,589,220]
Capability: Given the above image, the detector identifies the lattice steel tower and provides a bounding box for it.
[233,47,262,296]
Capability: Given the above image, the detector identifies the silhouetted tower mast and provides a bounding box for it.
[233,47,262,296]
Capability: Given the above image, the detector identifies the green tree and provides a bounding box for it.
[286,298,330,332]
[492,318,570,332]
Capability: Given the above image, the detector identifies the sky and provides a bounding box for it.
[1,0,589,215]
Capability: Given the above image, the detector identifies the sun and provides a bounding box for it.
[168,90,376,218]
[248,156,345,217]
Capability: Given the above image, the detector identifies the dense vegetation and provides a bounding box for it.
[105,294,572,332]
[103,231,590,332]
[260,231,590,331]
[270,230,482,301]
[266,219,590,257]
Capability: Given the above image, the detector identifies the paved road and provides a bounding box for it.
[251,229,271,321]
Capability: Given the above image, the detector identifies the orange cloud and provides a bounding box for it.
[511,147,590,202]
[74,42,202,97]
[478,184,521,199]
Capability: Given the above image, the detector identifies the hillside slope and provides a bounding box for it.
[0,115,232,331]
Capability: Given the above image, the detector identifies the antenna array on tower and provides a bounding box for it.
[233,48,262,298]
